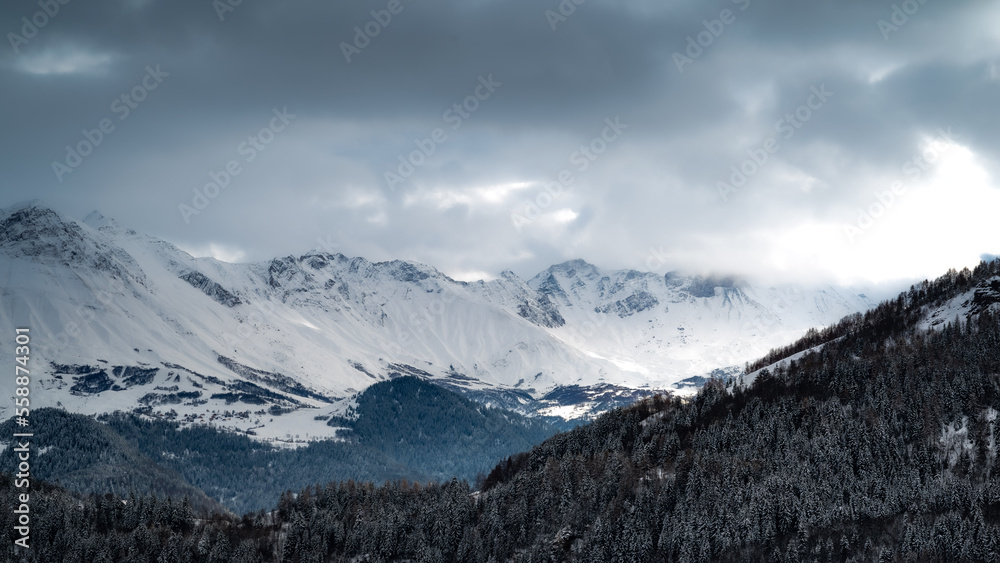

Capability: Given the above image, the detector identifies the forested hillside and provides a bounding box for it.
[3,260,1000,562]
[0,410,224,513]
[1,376,556,515]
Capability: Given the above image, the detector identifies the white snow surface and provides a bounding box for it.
[0,203,876,435]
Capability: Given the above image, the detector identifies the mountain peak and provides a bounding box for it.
[0,200,82,249]
[82,210,126,235]
[547,259,602,278]
[553,258,597,269]
[664,271,747,298]
[499,269,522,281]
[380,259,438,283]
[2,198,48,214]
[1,199,66,226]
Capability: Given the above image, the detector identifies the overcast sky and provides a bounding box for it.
[2,0,998,286]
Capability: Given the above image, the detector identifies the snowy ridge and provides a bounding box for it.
[0,203,875,437]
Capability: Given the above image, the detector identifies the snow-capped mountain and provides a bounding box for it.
[527,260,874,395]
[0,202,875,438]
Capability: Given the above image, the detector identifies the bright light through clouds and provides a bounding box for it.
[447,270,498,282]
[840,144,1000,283]
[403,182,534,210]
[769,142,1000,285]
[177,243,248,264]
[552,209,579,223]
[13,48,114,75]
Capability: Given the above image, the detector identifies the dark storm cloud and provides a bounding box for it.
[1,0,997,283]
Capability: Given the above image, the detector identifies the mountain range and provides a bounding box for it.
[0,201,874,438]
